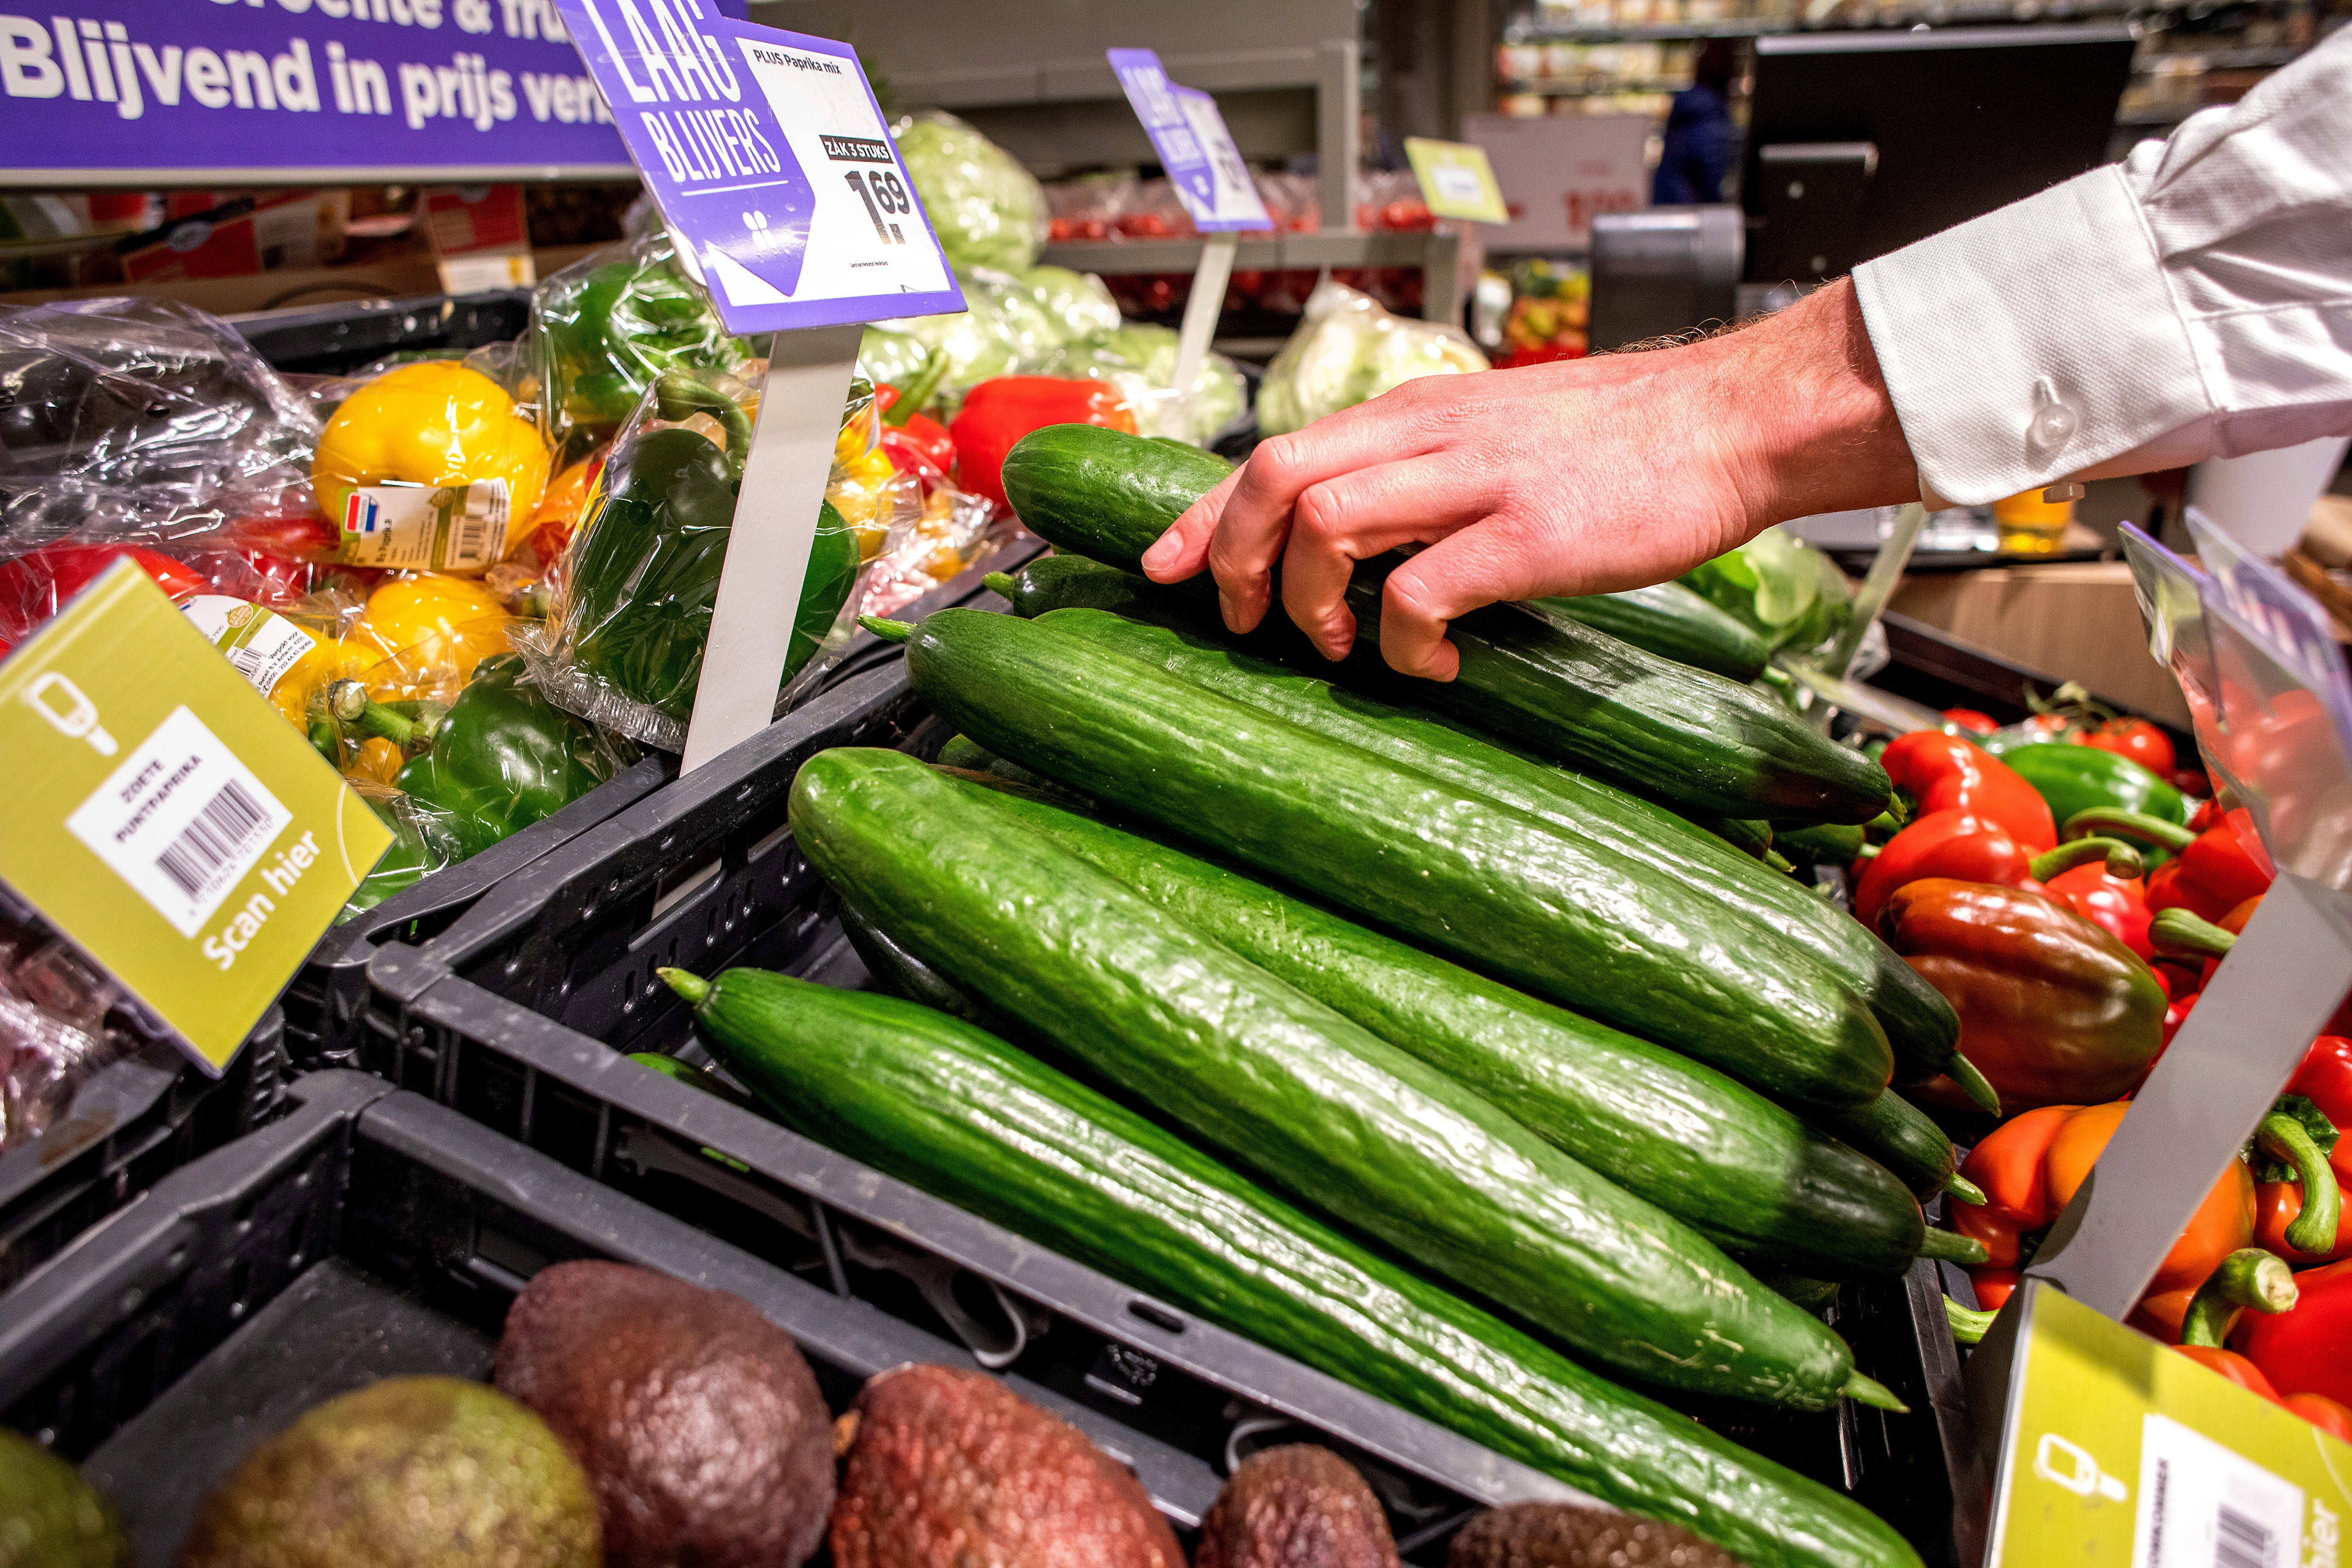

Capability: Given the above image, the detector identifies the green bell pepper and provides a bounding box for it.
[562,404,860,728]
[337,797,442,920]
[330,655,619,861]
[538,236,755,434]
[2001,741,2189,829]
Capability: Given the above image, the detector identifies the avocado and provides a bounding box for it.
[1197,1444,1400,1568]
[1447,1502,1746,1568]
[494,1259,834,1568]
[831,1362,1183,1568]
[176,1375,599,1568]
[0,1427,129,1568]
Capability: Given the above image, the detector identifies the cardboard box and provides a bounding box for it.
[1888,560,2193,729]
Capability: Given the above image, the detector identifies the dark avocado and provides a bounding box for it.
[830,1362,1183,1568]
[1447,1501,1747,1567]
[494,1259,834,1568]
[1196,1445,1400,1568]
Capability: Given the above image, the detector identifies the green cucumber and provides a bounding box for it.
[1801,1090,1971,1205]
[790,747,1874,1408]
[1776,823,1868,867]
[998,424,1891,824]
[665,965,1921,1568]
[889,608,1893,1109]
[956,772,1930,1280]
[1533,583,1771,682]
[837,900,1006,1029]
[992,558,1785,864]
[990,595,1959,1089]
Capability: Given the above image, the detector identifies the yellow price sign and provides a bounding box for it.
[0,562,391,1072]
[1988,1283,2350,1567]
[1404,137,1510,224]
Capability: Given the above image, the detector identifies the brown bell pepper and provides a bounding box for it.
[1879,879,2168,1112]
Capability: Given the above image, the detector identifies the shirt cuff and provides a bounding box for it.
[1852,164,2209,507]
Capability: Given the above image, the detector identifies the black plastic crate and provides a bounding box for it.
[352,633,1972,1562]
[232,288,533,377]
[0,1012,281,1298]
[0,1070,1259,1566]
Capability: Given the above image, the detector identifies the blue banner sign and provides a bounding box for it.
[0,0,630,184]
[554,0,961,332]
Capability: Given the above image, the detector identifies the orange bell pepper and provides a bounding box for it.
[1952,1101,2255,1321]
[2286,1392,2352,1442]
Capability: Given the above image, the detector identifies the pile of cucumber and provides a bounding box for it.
[660,426,1991,1568]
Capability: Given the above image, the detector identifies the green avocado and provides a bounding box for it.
[0,1428,129,1568]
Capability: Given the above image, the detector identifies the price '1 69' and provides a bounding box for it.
[846,168,912,243]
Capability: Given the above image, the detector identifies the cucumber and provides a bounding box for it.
[1776,823,1868,867]
[837,900,1005,1029]
[992,595,1961,1091]
[789,747,1874,1408]
[665,966,1921,1568]
[1804,1090,1971,1204]
[956,772,1932,1281]
[888,609,1894,1110]
[1533,583,1770,682]
[991,558,1785,864]
[998,424,1891,824]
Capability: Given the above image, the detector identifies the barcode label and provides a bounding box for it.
[179,597,317,697]
[2133,1414,2304,1568]
[2213,1503,2274,1568]
[154,778,269,902]
[338,481,510,571]
[66,707,293,938]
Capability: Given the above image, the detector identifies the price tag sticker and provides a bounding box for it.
[0,562,391,1073]
[1404,138,1510,224]
[1985,1284,2350,1568]
[557,0,962,332]
[1107,50,1273,232]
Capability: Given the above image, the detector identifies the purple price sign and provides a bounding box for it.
[1106,48,1271,233]
[556,0,960,333]
[0,0,630,185]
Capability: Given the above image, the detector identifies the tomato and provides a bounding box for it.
[2078,717,2178,777]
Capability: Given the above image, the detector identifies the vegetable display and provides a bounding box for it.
[883,607,1897,1111]
[789,747,1884,1409]
[664,965,1923,1568]
[1534,581,1772,682]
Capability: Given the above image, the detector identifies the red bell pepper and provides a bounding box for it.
[875,375,956,477]
[2155,900,2352,1037]
[2286,1392,2352,1442]
[949,379,1137,512]
[2234,1254,2352,1404]
[2176,1345,2284,1401]
[2043,853,2155,960]
[2087,805,2275,924]
[1880,731,2056,851]
[2076,715,2177,778]
[1882,880,2166,1111]
[1941,707,1999,736]
[1852,812,2141,931]
[0,544,211,646]
[2289,1037,2352,1188]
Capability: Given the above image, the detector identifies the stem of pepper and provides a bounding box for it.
[1945,1296,1997,1346]
[2060,807,2198,853]
[2179,1247,2299,1348]
[884,347,951,426]
[1918,1227,1989,1264]
[2149,907,2234,961]
[2027,836,2145,881]
[2258,1109,2343,1256]
[1947,1053,2003,1117]
[655,369,753,470]
[324,680,432,750]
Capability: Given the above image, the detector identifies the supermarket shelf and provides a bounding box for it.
[1500,77,1694,91]
[1041,230,1466,323]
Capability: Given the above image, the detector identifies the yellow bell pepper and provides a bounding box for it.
[358,573,510,656]
[271,635,379,729]
[313,362,552,544]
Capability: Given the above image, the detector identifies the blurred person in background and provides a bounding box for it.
[1652,39,1740,206]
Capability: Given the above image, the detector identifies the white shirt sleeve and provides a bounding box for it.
[1851,29,2352,508]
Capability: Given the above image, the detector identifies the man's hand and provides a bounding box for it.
[1137,279,1918,679]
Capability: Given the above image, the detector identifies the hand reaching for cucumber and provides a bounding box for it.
[1137,279,1917,680]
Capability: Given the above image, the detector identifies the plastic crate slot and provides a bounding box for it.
[1128,1299,1186,1335]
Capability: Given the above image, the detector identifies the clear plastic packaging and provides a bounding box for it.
[1257,279,1489,437]
[308,360,553,575]
[0,297,318,495]
[894,110,1049,274]
[530,230,759,455]
[1048,323,1248,446]
[867,268,1065,415]
[0,917,127,1152]
[522,366,867,750]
